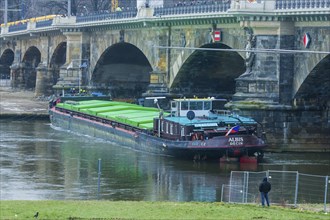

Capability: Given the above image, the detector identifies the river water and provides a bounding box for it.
[0,119,329,201]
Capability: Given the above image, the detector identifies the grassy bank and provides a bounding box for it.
[0,201,328,220]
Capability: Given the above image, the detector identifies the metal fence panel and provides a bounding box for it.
[222,170,329,212]
[228,171,267,203]
[298,174,328,204]
[268,171,298,205]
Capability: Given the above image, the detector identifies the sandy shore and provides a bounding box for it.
[0,87,49,115]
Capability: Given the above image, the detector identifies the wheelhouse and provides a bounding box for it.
[170,97,228,117]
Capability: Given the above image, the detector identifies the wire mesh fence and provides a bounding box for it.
[221,170,330,212]
[0,79,10,87]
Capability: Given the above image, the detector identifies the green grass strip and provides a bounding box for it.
[0,201,328,220]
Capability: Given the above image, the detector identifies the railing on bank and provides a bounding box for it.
[221,170,330,213]
[0,79,11,87]
[275,0,330,9]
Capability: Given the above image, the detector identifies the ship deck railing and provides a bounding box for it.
[213,109,232,116]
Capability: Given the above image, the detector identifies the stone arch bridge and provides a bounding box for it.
[1,0,329,151]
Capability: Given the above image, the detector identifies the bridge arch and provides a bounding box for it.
[50,42,67,85]
[293,54,330,105]
[292,27,330,106]
[21,46,41,89]
[91,42,153,98]
[170,43,245,98]
[0,49,14,79]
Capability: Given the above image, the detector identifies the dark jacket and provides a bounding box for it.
[259,177,271,193]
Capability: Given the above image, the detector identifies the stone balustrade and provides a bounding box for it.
[1,0,329,37]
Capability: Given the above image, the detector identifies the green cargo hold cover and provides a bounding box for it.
[71,102,114,111]
[97,110,142,119]
[56,100,165,130]
[125,116,156,127]
[87,105,131,114]
[138,122,154,130]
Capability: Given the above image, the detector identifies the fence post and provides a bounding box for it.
[221,184,224,202]
[97,158,102,200]
[242,172,246,203]
[229,172,233,203]
[324,176,329,213]
[294,171,299,207]
[246,172,249,203]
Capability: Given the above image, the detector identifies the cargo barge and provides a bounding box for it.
[49,97,267,161]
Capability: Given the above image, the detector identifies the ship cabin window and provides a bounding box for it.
[170,124,173,135]
[166,122,169,133]
[171,102,176,108]
[171,99,216,117]
[204,101,211,110]
[161,121,164,132]
[181,101,189,110]
[189,101,203,110]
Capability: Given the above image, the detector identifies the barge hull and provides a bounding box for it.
[50,108,266,160]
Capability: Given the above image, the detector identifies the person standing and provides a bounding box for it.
[259,177,271,207]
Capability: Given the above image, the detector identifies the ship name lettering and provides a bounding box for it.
[228,137,244,146]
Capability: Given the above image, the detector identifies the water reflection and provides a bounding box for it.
[0,119,329,201]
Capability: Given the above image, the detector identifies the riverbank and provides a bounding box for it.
[0,201,328,220]
[0,87,49,118]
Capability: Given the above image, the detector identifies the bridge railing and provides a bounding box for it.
[76,10,138,23]
[154,2,231,17]
[36,19,53,28]
[8,23,27,32]
[275,0,330,10]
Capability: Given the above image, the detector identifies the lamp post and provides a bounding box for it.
[1,0,21,26]
[68,0,71,17]
[4,0,7,26]
[79,61,88,93]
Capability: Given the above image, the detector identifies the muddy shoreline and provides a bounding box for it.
[0,87,49,117]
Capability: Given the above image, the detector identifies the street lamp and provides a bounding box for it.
[79,61,88,93]
[4,0,7,25]
[1,0,21,26]
[68,0,71,17]
[83,6,88,14]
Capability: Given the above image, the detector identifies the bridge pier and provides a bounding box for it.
[53,65,81,95]
[229,23,329,152]
[10,62,25,89]
[52,31,88,95]
[35,63,54,96]
[233,27,294,105]
[226,103,329,152]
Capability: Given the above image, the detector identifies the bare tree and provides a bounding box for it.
[34,0,112,16]
[0,0,21,23]
[89,0,110,13]
[0,0,137,23]
[39,0,78,16]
